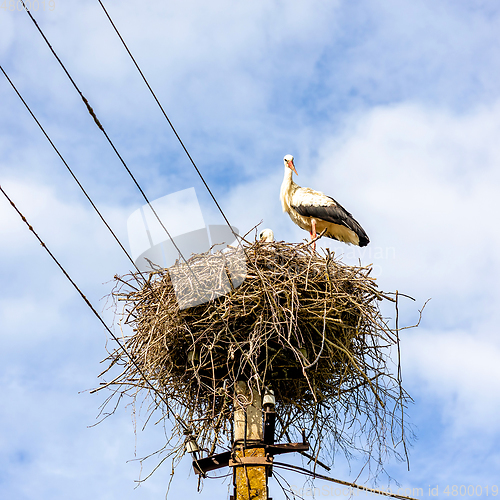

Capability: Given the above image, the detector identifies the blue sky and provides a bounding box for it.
[1,0,500,498]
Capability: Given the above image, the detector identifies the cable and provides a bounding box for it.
[0,64,140,276]
[18,0,194,270]
[272,462,418,500]
[0,184,172,412]
[0,64,205,367]
[97,0,239,242]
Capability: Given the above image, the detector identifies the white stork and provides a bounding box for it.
[280,154,369,249]
[259,228,275,242]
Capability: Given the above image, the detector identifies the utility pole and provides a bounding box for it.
[231,381,269,500]
[190,385,307,498]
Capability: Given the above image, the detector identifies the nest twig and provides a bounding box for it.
[98,240,413,480]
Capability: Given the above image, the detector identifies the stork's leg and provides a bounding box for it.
[310,219,317,251]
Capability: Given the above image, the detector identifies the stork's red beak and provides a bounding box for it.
[287,159,298,175]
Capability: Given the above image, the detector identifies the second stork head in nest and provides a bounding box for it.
[259,228,275,242]
[280,154,369,250]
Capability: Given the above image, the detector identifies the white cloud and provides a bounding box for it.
[226,101,500,306]
[0,10,15,59]
[225,99,500,462]
[317,0,500,108]
[402,328,500,434]
[0,178,132,264]
[2,0,500,497]
[304,103,500,313]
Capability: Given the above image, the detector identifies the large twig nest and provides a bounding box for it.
[100,240,412,478]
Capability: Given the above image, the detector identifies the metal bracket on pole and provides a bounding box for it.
[229,455,274,467]
[192,441,309,475]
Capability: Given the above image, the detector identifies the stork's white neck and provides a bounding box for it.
[283,165,294,182]
[280,166,296,213]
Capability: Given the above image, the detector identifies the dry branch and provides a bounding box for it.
[98,240,413,479]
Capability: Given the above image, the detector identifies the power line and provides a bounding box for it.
[0,64,202,356]
[0,66,199,428]
[0,64,139,276]
[18,0,193,270]
[0,183,172,412]
[272,462,418,500]
[97,0,239,242]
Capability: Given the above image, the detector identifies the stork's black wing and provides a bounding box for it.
[291,189,369,247]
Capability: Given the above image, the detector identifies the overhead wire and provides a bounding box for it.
[4,6,422,491]
[18,0,194,270]
[0,62,188,330]
[272,462,418,500]
[8,1,258,474]
[96,0,239,242]
[0,62,209,410]
[0,64,140,276]
[0,184,173,413]
[3,0,244,417]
